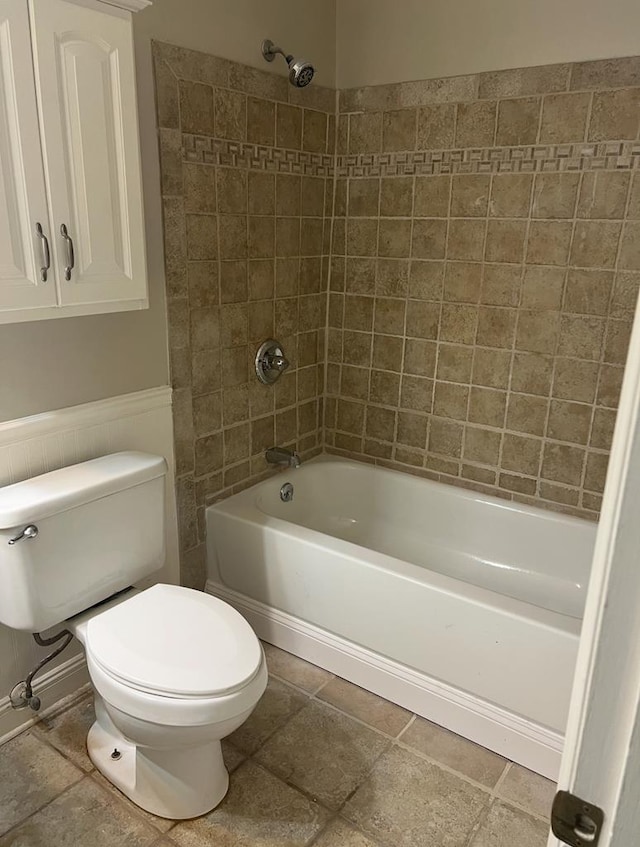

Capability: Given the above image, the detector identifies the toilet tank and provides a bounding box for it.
[0,452,167,632]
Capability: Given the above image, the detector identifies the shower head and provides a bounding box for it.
[262,39,315,88]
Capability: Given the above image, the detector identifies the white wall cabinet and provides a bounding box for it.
[0,0,150,324]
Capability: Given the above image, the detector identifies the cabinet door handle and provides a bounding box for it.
[60,224,75,281]
[35,223,50,282]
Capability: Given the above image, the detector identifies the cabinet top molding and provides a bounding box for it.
[100,0,152,11]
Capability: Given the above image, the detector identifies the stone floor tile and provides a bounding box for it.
[400,716,508,787]
[0,731,82,836]
[313,817,382,846]
[470,800,549,847]
[0,776,158,846]
[170,760,331,847]
[33,694,95,772]
[343,746,489,847]
[262,642,334,692]
[316,678,413,737]
[221,739,245,772]
[229,677,308,754]
[254,700,389,810]
[497,763,556,817]
[90,771,177,834]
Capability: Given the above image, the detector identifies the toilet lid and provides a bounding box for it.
[85,584,263,698]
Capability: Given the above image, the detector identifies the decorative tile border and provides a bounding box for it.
[337,141,640,178]
[183,134,335,177]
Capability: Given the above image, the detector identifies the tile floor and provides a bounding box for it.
[0,643,555,846]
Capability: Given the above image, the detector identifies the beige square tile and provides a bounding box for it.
[604,319,632,365]
[501,433,542,475]
[347,219,378,257]
[447,219,485,261]
[439,303,478,344]
[628,175,640,219]
[417,103,456,149]
[400,375,434,413]
[591,407,617,450]
[490,174,533,218]
[216,168,246,215]
[400,717,507,787]
[214,88,246,140]
[610,271,640,318]
[455,101,497,147]
[563,269,612,316]
[497,763,556,818]
[372,334,403,371]
[451,176,491,217]
[510,352,553,396]
[404,338,437,377]
[375,297,406,335]
[380,177,414,217]
[532,173,580,219]
[344,747,489,847]
[303,109,327,153]
[412,219,447,260]
[444,262,482,303]
[481,264,522,306]
[539,92,590,143]
[276,103,303,149]
[376,259,409,297]
[414,176,451,217]
[154,56,179,130]
[346,258,376,295]
[588,88,640,141]
[248,172,275,217]
[470,801,549,847]
[547,400,592,445]
[433,382,469,420]
[409,260,444,300]
[496,97,541,145]
[526,221,572,266]
[463,426,502,465]
[577,171,630,220]
[171,761,331,847]
[262,642,333,691]
[186,214,218,261]
[570,56,640,90]
[557,315,605,360]
[584,450,609,493]
[247,97,275,146]
[479,64,569,98]
[541,442,585,486]
[397,410,429,447]
[378,219,412,258]
[349,179,380,217]
[382,109,417,151]
[506,393,549,437]
[553,358,599,403]
[366,405,397,441]
[428,417,464,457]
[468,387,507,427]
[0,732,82,836]
[516,310,560,354]
[472,348,511,389]
[230,677,308,754]
[313,819,380,847]
[521,266,565,310]
[179,80,214,135]
[437,344,474,383]
[255,701,389,810]
[597,364,624,408]
[571,221,622,269]
[619,222,640,271]
[485,220,527,263]
[33,694,94,773]
[2,776,158,845]
[349,112,383,153]
[183,163,216,214]
[317,678,412,736]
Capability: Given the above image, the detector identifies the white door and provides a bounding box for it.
[29,0,147,308]
[549,294,640,846]
[0,0,56,312]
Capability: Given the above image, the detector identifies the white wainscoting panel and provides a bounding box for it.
[0,385,177,743]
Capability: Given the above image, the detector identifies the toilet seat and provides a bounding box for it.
[85,584,263,699]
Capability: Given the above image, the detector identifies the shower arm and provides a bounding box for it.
[262,40,293,66]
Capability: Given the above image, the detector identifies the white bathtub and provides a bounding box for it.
[205,456,596,778]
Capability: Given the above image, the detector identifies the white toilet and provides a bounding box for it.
[0,452,267,819]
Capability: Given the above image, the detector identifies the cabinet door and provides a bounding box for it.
[0,0,57,315]
[29,0,147,309]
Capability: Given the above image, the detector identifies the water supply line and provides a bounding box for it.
[9,629,74,712]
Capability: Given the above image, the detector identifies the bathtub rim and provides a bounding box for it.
[205,577,564,780]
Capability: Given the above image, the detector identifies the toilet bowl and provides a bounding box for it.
[69,583,268,819]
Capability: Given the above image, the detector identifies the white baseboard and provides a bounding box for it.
[206,579,562,781]
[0,654,89,745]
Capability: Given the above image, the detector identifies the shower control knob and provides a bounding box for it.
[8,524,39,545]
[255,339,290,384]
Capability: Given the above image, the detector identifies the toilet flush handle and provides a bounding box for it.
[8,524,39,545]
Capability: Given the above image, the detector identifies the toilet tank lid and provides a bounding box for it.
[0,452,167,528]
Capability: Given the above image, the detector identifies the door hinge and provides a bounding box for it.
[551,790,604,846]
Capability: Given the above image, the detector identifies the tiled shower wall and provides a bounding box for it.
[155,46,640,583]
[325,58,640,519]
[153,42,335,586]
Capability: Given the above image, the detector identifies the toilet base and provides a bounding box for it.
[87,710,229,819]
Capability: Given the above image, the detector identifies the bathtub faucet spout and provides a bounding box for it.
[265,446,301,469]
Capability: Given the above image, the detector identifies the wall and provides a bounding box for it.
[153,41,335,587]
[325,57,640,518]
[337,0,640,88]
